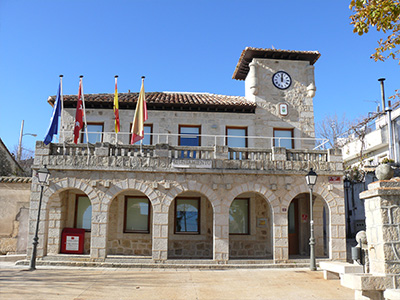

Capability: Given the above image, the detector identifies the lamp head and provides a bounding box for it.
[37,165,50,185]
[306,168,318,188]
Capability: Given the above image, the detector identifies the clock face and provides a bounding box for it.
[272,71,292,90]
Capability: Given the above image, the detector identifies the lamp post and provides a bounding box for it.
[17,120,37,161]
[343,178,352,238]
[305,168,318,271]
[29,165,50,271]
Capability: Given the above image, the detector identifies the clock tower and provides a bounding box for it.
[233,47,321,149]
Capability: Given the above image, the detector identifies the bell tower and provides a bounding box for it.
[232,47,321,148]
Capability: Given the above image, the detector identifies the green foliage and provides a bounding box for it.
[345,165,365,182]
[350,0,400,63]
[381,157,395,163]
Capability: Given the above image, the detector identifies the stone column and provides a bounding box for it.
[360,179,400,288]
[341,178,400,299]
[273,210,289,262]
[90,208,108,261]
[213,205,229,262]
[47,202,63,255]
[152,208,169,261]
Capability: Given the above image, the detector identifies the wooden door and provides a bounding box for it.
[288,199,299,255]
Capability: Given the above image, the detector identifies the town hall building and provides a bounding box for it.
[27,47,346,265]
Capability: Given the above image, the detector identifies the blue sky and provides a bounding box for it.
[0,0,398,154]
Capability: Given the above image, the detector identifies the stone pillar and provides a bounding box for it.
[213,205,229,262]
[273,210,289,262]
[313,199,325,257]
[360,179,400,288]
[90,208,108,261]
[214,145,229,160]
[47,202,63,255]
[341,178,400,299]
[152,209,169,261]
[272,147,287,161]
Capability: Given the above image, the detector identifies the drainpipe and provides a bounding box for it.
[378,78,395,161]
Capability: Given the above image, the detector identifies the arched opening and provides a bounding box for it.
[167,191,213,259]
[107,190,152,256]
[45,188,92,256]
[287,193,329,258]
[229,192,273,259]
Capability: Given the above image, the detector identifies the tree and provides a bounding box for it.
[350,0,400,63]
[12,144,34,176]
[316,113,350,149]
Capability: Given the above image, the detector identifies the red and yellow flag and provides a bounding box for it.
[131,77,148,144]
[114,76,120,133]
[73,78,84,144]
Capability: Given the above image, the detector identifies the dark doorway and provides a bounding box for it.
[288,199,299,255]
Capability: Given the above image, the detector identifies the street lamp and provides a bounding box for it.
[343,178,352,238]
[18,120,37,161]
[305,168,318,271]
[29,165,50,271]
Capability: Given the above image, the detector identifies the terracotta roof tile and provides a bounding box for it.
[233,47,321,80]
[48,92,256,113]
[0,177,32,183]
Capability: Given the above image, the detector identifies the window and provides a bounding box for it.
[175,197,200,234]
[81,123,104,144]
[75,195,92,230]
[130,124,153,145]
[124,196,150,233]
[179,125,201,146]
[226,127,247,159]
[273,128,294,149]
[229,198,249,234]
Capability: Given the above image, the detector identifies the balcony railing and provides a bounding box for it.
[48,143,332,163]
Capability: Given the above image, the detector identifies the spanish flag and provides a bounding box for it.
[131,76,148,144]
[114,75,120,133]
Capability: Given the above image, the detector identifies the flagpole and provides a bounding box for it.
[114,75,119,148]
[59,75,65,153]
[79,76,90,161]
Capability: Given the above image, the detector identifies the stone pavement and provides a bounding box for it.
[0,262,354,300]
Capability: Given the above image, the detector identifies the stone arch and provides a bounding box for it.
[281,183,335,213]
[104,179,159,210]
[42,178,99,211]
[163,180,220,210]
[226,182,278,209]
[225,183,275,259]
[29,178,98,258]
[284,183,334,259]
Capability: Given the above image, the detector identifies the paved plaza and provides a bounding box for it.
[0,262,354,300]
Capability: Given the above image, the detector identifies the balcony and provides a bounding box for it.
[34,136,343,174]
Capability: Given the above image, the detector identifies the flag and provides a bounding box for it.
[44,79,62,145]
[114,76,120,133]
[131,77,148,144]
[73,78,84,144]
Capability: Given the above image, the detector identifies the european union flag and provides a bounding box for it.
[44,82,62,145]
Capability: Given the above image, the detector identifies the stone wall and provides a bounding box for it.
[0,178,31,254]
[107,193,152,256]
[229,194,272,258]
[168,195,213,259]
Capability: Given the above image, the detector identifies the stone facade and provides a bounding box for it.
[26,48,347,265]
[27,142,346,263]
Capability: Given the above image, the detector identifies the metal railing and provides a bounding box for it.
[58,130,329,150]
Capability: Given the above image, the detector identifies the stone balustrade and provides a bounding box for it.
[33,141,343,174]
